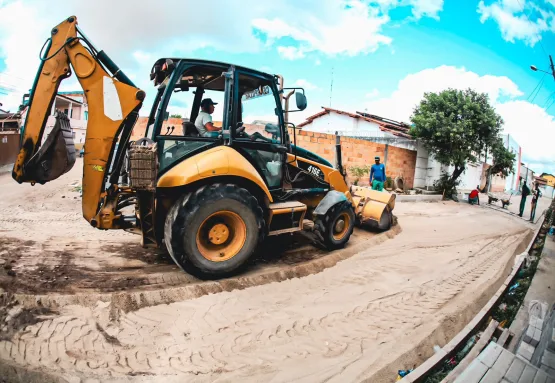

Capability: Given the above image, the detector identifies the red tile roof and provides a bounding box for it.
[297,107,412,138]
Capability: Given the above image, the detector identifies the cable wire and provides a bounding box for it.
[528,72,546,102]
[516,0,549,57]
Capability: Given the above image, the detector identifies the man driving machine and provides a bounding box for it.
[194,98,220,137]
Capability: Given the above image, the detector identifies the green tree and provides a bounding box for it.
[410,88,503,196]
[483,136,516,192]
[170,113,182,118]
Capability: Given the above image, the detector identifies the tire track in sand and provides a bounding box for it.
[0,230,527,381]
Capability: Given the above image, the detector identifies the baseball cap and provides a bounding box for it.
[374,156,380,160]
[200,98,218,108]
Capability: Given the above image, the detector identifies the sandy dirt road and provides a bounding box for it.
[0,159,385,298]
[0,160,544,382]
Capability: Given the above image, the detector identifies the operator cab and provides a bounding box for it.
[146,58,307,193]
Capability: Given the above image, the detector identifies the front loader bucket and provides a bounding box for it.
[23,112,76,183]
[350,185,396,230]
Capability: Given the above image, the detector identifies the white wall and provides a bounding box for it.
[457,162,483,191]
[302,111,441,190]
[303,112,384,136]
[414,142,429,189]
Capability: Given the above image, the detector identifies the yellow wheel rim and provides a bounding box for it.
[196,211,247,262]
[332,212,351,241]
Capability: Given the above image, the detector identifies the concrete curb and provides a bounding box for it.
[11,224,402,313]
[398,216,545,382]
[396,194,443,202]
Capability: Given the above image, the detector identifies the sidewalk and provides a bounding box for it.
[454,341,555,383]
[451,233,555,383]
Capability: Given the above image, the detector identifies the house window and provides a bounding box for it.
[72,131,75,138]
[84,111,88,121]
[63,108,68,116]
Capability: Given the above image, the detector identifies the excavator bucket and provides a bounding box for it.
[350,185,396,230]
[22,112,76,183]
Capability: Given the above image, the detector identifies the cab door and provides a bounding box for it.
[231,71,286,191]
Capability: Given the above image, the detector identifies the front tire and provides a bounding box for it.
[314,202,355,250]
[377,206,393,231]
[164,184,264,278]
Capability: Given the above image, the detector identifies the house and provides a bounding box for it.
[299,107,494,191]
[501,134,522,193]
[536,175,554,199]
[20,91,88,150]
[519,163,535,190]
[0,108,22,166]
[540,173,555,187]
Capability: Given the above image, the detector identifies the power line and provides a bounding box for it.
[546,96,555,110]
[543,91,555,107]
[516,0,549,57]
[528,72,546,102]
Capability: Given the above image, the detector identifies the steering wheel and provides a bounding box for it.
[249,131,274,143]
[236,125,247,138]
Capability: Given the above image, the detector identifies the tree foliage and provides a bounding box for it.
[410,88,504,195]
[489,137,515,177]
[483,136,516,192]
[170,113,183,118]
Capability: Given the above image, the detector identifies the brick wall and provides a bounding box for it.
[289,129,417,188]
[130,120,417,188]
[131,117,185,140]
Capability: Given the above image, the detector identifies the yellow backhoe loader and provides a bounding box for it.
[12,16,395,278]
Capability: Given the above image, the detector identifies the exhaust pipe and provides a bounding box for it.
[335,131,344,176]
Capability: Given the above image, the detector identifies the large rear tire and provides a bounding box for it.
[314,202,355,250]
[164,184,264,278]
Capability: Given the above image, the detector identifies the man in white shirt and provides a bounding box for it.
[194,98,219,137]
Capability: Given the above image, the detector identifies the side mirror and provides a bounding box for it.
[296,92,307,111]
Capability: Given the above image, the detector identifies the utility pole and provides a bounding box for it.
[329,67,334,108]
[550,55,555,80]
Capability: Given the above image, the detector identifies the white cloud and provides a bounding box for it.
[408,0,444,20]
[0,0,445,111]
[315,59,322,66]
[132,51,152,63]
[277,46,306,60]
[477,0,555,45]
[364,65,555,172]
[496,100,555,166]
[365,65,522,122]
[252,2,392,59]
[365,88,380,98]
[294,79,319,90]
[374,0,444,20]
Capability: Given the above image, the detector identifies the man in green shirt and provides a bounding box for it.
[369,156,386,191]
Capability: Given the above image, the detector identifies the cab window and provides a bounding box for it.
[235,74,281,144]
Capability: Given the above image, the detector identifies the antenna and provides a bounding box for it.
[329,67,334,108]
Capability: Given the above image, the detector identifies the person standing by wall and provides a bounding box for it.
[519,181,531,217]
[370,156,386,191]
[530,183,542,222]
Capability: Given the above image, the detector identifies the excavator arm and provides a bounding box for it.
[12,16,145,229]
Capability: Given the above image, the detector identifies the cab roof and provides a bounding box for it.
[150,58,278,92]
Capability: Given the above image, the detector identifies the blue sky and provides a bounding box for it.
[1,0,555,174]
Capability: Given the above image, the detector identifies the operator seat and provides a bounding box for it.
[183,121,199,137]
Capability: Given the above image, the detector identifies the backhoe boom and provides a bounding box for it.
[12,16,145,229]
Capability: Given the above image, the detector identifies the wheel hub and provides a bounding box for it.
[196,211,247,262]
[209,223,230,245]
[334,219,345,233]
